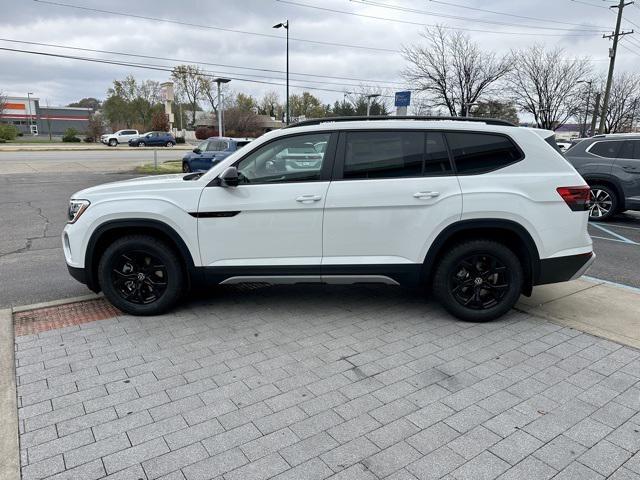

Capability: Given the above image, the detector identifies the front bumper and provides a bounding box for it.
[535,252,595,285]
[67,264,87,285]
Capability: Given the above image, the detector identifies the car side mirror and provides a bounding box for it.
[219,166,239,187]
[193,148,201,154]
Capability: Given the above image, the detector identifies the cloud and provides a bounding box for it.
[1,0,637,107]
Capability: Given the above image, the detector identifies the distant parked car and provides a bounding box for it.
[101,129,139,147]
[182,137,253,172]
[564,133,640,221]
[556,141,572,153]
[128,131,176,147]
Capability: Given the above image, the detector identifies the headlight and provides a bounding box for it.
[68,199,90,223]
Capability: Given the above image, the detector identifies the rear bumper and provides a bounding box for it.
[535,252,595,285]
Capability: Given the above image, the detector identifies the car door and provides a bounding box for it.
[613,140,640,205]
[197,132,337,278]
[322,130,462,280]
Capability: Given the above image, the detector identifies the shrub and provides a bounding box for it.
[62,128,81,142]
[0,124,19,141]
[195,126,216,140]
[175,136,185,144]
[83,136,94,143]
[0,138,6,143]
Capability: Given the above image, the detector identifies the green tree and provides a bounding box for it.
[103,75,162,130]
[289,92,330,119]
[67,97,101,111]
[234,93,258,112]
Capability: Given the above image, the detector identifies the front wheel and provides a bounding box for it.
[108,139,117,147]
[589,184,618,221]
[182,162,191,173]
[138,141,145,147]
[433,240,523,322]
[98,235,184,315]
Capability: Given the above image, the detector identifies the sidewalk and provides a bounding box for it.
[517,277,640,349]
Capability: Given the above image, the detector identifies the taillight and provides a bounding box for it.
[557,186,591,211]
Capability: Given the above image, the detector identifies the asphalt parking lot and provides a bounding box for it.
[13,285,640,480]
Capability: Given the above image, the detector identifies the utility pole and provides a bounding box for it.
[590,92,601,136]
[598,0,634,134]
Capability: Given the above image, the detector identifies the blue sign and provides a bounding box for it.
[395,91,411,107]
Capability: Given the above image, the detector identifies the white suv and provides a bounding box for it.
[64,117,594,322]
[101,129,140,147]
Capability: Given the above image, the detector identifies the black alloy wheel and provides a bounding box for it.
[449,254,509,310]
[111,250,168,305]
[98,235,183,315]
[433,240,523,322]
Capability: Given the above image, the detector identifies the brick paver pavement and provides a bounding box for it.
[13,285,640,480]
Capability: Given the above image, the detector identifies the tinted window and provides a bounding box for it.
[446,132,522,174]
[124,130,136,135]
[424,132,452,175]
[236,133,330,184]
[344,131,423,179]
[589,141,623,158]
[619,141,640,160]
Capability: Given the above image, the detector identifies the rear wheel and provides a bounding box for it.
[588,184,618,221]
[166,141,175,147]
[433,240,523,322]
[98,235,184,315]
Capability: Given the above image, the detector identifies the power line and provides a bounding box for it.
[568,0,612,10]
[347,0,607,32]
[0,46,397,97]
[414,0,612,29]
[278,0,605,36]
[0,38,406,88]
[32,0,398,53]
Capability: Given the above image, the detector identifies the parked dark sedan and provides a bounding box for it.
[128,131,176,147]
[182,137,253,172]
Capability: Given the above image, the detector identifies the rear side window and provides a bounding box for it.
[619,140,640,160]
[588,141,622,158]
[446,132,522,174]
[342,131,453,180]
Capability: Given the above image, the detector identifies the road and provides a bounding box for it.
[0,151,638,308]
[0,148,186,174]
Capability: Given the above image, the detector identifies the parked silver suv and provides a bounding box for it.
[565,134,640,221]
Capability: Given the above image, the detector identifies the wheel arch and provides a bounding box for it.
[84,219,198,292]
[422,219,540,296]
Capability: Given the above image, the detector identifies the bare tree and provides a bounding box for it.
[601,72,640,133]
[223,108,261,137]
[506,45,591,130]
[172,65,203,127]
[199,76,231,115]
[258,91,282,118]
[402,26,511,116]
[0,91,6,121]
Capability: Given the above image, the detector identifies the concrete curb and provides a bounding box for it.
[12,293,102,313]
[517,277,640,350]
[0,308,20,480]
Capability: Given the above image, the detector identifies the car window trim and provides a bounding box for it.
[207,131,338,187]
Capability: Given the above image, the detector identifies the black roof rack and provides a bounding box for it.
[284,115,515,129]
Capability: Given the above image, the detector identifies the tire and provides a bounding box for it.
[182,162,191,173]
[588,184,618,221]
[138,141,146,147]
[108,139,118,147]
[98,235,184,316]
[433,240,523,322]
[166,141,175,147]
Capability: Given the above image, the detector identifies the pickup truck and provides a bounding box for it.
[101,129,140,147]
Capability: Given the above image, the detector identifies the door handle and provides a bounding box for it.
[413,191,440,199]
[622,166,639,172]
[296,194,322,203]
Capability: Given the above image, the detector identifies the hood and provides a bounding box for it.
[71,174,190,199]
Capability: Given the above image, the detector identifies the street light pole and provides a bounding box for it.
[27,92,34,133]
[214,78,231,138]
[273,20,289,124]
[366,93,381,116]
[577,80,593,137]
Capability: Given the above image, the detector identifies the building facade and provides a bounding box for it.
[0,96,91,135]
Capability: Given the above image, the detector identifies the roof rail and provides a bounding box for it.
[284,115,516,129]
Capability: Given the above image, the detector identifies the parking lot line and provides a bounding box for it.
[589,223,639,245]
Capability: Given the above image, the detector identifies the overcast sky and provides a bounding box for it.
[2,0,640,110]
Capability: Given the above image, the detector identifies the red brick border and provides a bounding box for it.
[13,299,120,336]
